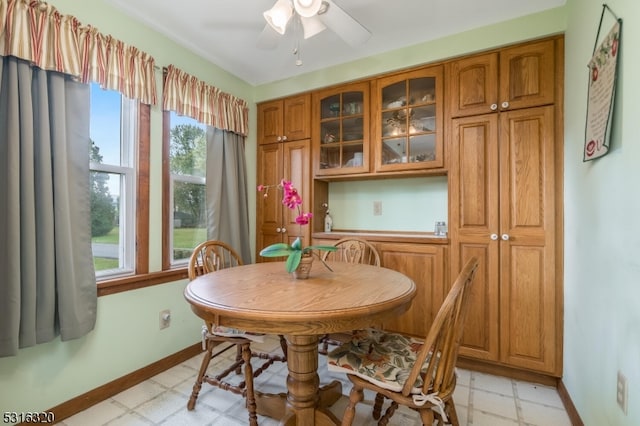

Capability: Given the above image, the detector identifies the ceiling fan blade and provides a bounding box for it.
[300,16,327,39]
[256,24,280,49]
[317,0,371,47]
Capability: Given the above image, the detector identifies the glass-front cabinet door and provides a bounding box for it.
[373,65,444,172]
[312,82,369,176]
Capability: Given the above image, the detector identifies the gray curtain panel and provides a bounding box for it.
[0,56,97,357]
[205,127,252,264]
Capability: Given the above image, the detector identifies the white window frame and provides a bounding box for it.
[90,94,138,279]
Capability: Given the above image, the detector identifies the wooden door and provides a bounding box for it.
[499,39,555,111]
[256,143,284,261]
[447,52,498,118]
[282,139,312,247]
[498,106,558,374]
[283,94,311,142]
[257,99,283,145]
[378,243,447,338]
[449,114,500,361]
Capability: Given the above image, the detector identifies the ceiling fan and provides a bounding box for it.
[257,0,371,50]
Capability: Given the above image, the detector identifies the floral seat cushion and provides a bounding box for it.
[327,328,435,394]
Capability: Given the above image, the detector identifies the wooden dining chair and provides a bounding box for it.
[187,240,287,425]
[318,237,381,355]
[327,256,479,426]
[321,237,381,266]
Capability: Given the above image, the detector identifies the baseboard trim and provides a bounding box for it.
[558,379,584,426]
[40,342,202,424]
[457,357,559,386]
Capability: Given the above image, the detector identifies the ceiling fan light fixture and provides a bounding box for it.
[264,0,293,35]
[293,0,323,18]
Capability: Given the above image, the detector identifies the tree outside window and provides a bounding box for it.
[169,116,207,263]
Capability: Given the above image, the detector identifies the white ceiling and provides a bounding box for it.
[104,0,565,86]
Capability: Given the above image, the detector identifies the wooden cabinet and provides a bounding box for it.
[449,105,560,375]
[447,39,555,118]
[312,82,370,176]
[257,94,311,144]
[377,243,447,338]
[256,139,311,261]
[312,236,447,338]
[447,36,562,377]
[372,65,444,172]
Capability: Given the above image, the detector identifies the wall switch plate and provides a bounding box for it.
[617,370,628,415]
[373,201,382,216]
[159,309,171,330]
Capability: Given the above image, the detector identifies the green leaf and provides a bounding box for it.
[259,243,293,257]
[291,237,303,251]
[305,245,338,252]
[286,251,302,273]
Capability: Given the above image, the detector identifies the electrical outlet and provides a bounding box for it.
[617,370,628,415]
[159,309,171,330]
[373,201,382,216]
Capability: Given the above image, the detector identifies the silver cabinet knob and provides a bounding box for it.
[281,227,287,233]
[282,135,288,141]
[277,136,282,141]
[276,227,282,233]
[501,234,510,241]
[501,101,510,109]
[490,103,498,111]
[490,234,498,240]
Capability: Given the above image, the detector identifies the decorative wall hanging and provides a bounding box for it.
[584,4,622,161]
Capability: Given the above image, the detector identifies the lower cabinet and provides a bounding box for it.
[313,237,447,338]
[377,243,447,338]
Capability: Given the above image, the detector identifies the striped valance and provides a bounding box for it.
[163,64,249,137]
[0,0,157,105]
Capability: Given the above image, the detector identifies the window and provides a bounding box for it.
[90,83,138,278]
[165,112,208,267]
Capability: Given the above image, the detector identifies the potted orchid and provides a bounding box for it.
[258,179,336,274]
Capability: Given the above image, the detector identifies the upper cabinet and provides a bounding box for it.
[312,82,370,176]
[372,65,444,172]
[257,94,311,144]
[447,39,555,118]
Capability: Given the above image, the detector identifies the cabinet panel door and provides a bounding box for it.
[256,143,284,261]
[373,65,444,172]
[447,52,498,118]
[257,100,283,145]
[312,82,370,176]
[499,106,558,374]
[449,115,500,360]
[283,139,312,246]
[499,39,555,111]
[378,243,446,338]
[284,94,311,141]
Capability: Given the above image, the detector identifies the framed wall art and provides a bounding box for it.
[584,4,622,161]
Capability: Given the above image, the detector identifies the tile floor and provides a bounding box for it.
[56,336,572,425]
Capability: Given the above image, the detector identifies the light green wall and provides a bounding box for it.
[327,177,447,232]
[563,1,640,424]
[0,281,201,415]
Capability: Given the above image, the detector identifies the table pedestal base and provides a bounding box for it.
[254,335,343,425]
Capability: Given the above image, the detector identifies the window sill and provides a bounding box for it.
[97,269,188,296]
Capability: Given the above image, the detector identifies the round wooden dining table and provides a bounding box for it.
[184,260,416,426]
